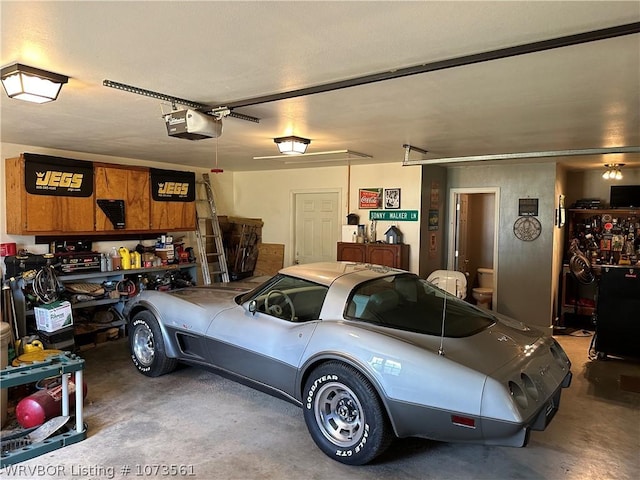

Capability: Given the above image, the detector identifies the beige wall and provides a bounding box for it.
[232,162,423,272]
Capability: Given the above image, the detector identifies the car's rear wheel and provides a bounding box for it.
[303,361,393,465]
[129,311,177,377]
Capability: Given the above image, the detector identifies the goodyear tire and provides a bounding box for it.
[303,361,393,465]
[129,311,177,377]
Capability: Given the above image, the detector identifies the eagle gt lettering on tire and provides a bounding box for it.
[129,311,177,377]
[303,361,392,465]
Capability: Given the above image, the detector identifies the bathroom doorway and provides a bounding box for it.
[448,187,500,310]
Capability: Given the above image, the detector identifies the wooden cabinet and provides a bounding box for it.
[337,242,409,270]
[337,242,367,263]
[5,156,95,234]
[150,198,196,231]
[5,154,196,235]
[95,164,150,231]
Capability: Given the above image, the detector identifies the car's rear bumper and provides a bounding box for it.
[482,369,572,447]
[386,370,572,447]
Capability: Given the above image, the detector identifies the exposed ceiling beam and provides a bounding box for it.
[226,22,640,108]
[402,147,640,166]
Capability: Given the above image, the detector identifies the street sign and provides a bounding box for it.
[369,210,419,221]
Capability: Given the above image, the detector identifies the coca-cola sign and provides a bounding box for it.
[359,188,382,209]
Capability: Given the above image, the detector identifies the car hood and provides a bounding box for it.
[166,284,251,312]
[362,312,544,376]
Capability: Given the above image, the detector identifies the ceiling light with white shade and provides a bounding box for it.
[274,136,311,155]
[1,63,69,103]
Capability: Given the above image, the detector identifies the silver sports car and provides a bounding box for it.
[124,262,572,465]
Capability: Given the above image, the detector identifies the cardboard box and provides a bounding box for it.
[34,301,73,332]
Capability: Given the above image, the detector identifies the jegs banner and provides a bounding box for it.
[24,153,93,197]
[150,168,196,202]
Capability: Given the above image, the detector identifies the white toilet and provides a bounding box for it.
[472,268,494,309]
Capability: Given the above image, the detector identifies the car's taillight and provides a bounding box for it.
[508,380,528,409]
[521,372,539,401]
[550,340,571,368]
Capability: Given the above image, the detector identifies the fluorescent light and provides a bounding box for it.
[254,149,372,161]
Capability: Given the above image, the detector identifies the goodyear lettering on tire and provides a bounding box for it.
[306,374,338,409]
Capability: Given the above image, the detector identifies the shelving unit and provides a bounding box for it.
[8,263,198,340]
[559,208,639,329]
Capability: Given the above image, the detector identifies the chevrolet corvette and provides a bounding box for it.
[124,262,572,465]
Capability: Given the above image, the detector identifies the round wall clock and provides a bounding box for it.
[513,216,542,241]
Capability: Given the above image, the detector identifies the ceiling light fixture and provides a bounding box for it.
[1,63,69,103]
[602,163,624,180]
[274,135,310,155]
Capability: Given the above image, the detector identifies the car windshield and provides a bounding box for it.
[238,274,329,322]
[345,273,494,337]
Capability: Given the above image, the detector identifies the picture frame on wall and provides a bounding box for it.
[359,188,383,209]
[384,188,401,209]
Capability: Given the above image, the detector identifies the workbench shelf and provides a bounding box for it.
[7,263,198,341]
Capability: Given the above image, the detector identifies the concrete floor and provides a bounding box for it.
[1,333,639,480]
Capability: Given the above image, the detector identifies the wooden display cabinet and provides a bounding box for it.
[337,242,409,270]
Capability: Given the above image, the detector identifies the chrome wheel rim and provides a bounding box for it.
[314,381,364,447]
[133,323,155,366]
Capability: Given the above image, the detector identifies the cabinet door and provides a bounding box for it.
[25,194,95,233]
[337,243,366,263]
[368,245,399,268]
[150,200,196,231]
[95,165,150,231]
[5,157,95,234]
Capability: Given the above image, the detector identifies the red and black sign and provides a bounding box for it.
[24,153,93,197]
[150,168,195,202]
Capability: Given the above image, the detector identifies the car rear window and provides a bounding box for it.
[345,273,494,337]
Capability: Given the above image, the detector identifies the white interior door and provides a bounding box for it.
[293,191,340,265]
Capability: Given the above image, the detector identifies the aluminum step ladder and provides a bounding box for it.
[195,173,229,284]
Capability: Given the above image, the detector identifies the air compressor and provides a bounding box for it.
[15,375,87,428]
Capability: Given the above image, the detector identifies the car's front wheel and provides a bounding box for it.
[303,362,393,465]
[129,311,177,377]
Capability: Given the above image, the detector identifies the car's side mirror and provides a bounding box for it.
[248,300,257,315]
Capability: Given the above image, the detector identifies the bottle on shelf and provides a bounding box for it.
[119,247,131,270]
[131,250,142,269]
[110,247,121,271]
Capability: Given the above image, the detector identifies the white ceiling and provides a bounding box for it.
[1,1,639,172]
